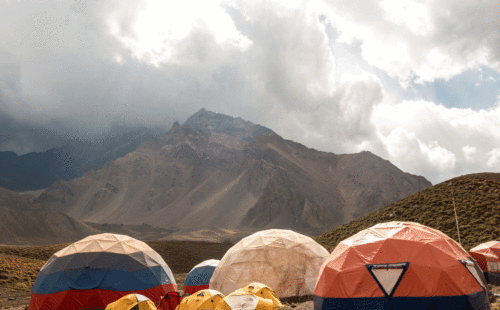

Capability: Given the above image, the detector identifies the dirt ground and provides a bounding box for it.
[0,286,30,310]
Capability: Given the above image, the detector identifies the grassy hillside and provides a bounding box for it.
[315,173,500,252]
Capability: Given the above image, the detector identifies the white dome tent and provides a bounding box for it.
[209,229,329,298]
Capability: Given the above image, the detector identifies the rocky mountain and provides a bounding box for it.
[0,127,167,191]
[0,186,102,245]
[183,108,276,141]
[35,109,432,236]
[314,172,500,251]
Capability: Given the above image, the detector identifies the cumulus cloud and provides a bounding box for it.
[370,100,500,182]
[462,145,477,162]
[486,148,500,168]
[378,127,456,178]
[266,71,384,153]
[212,1,385,155]
[321,0,500,88]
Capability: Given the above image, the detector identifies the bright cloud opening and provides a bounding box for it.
[462,145,477,162]
[378,0,433,36]
[107,0,252,66]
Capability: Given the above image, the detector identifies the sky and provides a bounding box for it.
[1,0,499,185]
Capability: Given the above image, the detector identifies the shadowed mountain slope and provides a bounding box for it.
[35,110,431,236]
[314,172,500,252]
[0,127,166,191]
[0,186,102,245]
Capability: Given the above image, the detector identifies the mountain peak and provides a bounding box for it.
[183,108,276,142]
[171,121,181,131]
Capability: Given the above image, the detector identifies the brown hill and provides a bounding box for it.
[314,172,500,252]
[35,110,431,236]
[0,186,103,245]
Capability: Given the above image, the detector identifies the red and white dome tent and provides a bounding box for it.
[470,241,500,285]
[314,222,490,310]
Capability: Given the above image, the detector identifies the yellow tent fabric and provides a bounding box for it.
[230,283,283,309]
[105,293,157,310]
[176,289,228,310]
[219,293,280,310]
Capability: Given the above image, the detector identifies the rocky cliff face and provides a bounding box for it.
[35,110,432,236]
[184,108,276,141]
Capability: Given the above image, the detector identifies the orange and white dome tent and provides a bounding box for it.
[210,229,329,298]
[314,222,490,310]
[469,241,500,257]
[29,233,177,310]
[470,241,500,285]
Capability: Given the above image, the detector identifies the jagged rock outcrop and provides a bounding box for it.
[184,108,276,142]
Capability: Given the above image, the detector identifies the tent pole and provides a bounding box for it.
[449,182,461,246]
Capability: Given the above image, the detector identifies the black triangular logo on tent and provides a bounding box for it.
[366,262,410,299]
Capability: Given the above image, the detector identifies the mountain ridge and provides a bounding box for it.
[34,109,432,235]
[0,127,167,191]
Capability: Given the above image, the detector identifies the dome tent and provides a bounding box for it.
[29,233,177,310]
[314,221,490,310]
[177,289,229,310]
[470,241,500,285]
[228,282,283,308]
[105,293,157,310]
[222,283,282,310]
[210,229,329,298]
[470,241,500,257]
[183,259,220,294]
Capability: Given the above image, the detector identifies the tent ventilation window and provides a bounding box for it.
[366,262,409,299]
[461,259,486,290]
[488,261,500,272]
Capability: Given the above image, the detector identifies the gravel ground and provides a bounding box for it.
[286,300,313,310]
